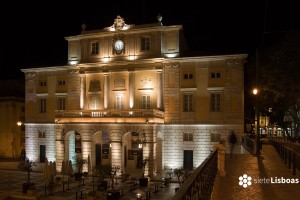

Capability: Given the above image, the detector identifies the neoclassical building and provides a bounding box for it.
[21,15,247,177]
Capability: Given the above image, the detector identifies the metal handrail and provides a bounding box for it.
[171,149,218,200]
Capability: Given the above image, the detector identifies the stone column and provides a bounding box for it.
[110,142,122,168]
[216,141,226,177]
[104,73,110,109]
[80,74,86,109]
[156,70,163,109]
[129,71,135,108]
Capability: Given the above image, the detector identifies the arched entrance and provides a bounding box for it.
[92,131,110,167]
[122,132,144,176]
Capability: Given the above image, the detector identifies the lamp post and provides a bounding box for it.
[253,88,261,156]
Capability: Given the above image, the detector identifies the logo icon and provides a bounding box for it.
[239,174,252,188]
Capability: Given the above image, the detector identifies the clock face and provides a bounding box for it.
[114,40,124,52]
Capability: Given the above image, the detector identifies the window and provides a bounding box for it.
[115,95,124,109]
[211,93,221,112]
[91,42,99,55]
[57,97,66,110]
[38,130,46,138]
[89,80,101,92]
[142,95,150,109]
[39,98,46,113]
[183,133,193,141]
[141,36,151,51]
[184,73,193,79]
[211,72,221,78]
[91,96,97,110]
[58,80,66,86]
[39,81,47,87]
[183,94,193,112]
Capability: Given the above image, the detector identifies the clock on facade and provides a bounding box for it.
[114,40,124,52]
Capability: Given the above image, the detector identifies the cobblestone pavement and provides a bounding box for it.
[214,144,300,200]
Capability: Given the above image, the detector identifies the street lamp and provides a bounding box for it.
[17,121,22,127]
[253,88,261,156]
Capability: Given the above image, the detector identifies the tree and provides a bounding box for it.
[259,30,300,136]
[74,155,87,174]
[93,164,119,191]
[173,168,191,188]
[18,157,36,184]
[173,168,184,187]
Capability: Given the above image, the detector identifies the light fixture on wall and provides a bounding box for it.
[136,193,142,200]
[139,130,146,148]
[103,57,110,62]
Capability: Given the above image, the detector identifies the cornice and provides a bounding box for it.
[65,25,182,41]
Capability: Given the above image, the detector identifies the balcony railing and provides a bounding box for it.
[55,109,164,119]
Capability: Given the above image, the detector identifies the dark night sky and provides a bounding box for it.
[0,0,299,79]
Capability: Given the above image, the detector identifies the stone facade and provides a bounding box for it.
[21,15,247,178]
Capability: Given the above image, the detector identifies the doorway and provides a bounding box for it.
[40,145,46,163]
[183,150,193,170]
[95,144,101,166]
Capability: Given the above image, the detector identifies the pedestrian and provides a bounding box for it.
[229,130,237,158]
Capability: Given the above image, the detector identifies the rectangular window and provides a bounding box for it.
[211,93,221,112]
[58,80,66,86]
[184,73,193,79]
[38,130,46,138]
[183,133,193,141]
[39,81,47,87]
[91,42,99,55]
[116,95,124,109]
[183,94,193,112]
[57,97,66,110]
[211,72,221,78]
[39,98,46,113]
[141,37,151,51]
[91,96,97,110]
[142,95,150,109]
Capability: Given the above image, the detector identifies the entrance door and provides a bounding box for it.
[184,150,193,170]
[40,145,46,163]
[95,144,101,166]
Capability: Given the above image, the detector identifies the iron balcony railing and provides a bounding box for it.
[171,149,218,200]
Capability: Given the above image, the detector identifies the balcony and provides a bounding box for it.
[55,109,164,123]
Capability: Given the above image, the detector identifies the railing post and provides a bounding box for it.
[216,141,226,177]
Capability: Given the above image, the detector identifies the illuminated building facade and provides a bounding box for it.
[21,16,247,177]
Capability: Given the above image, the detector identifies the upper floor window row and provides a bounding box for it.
[211,72,221,79]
